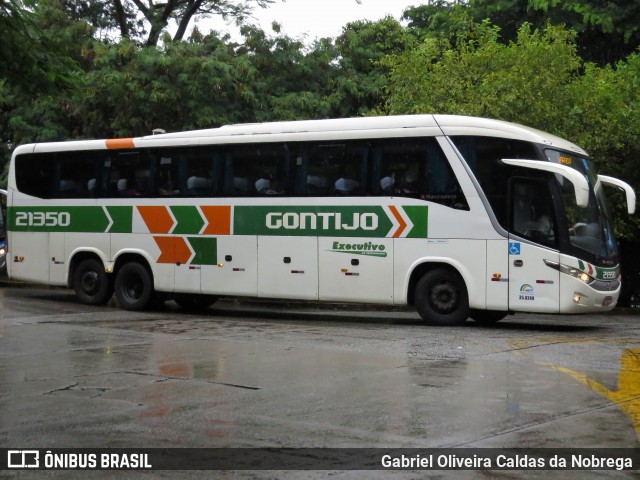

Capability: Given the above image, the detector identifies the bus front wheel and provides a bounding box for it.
[415,268,469,326]
[73,258,113,305]
[115,262,153,311]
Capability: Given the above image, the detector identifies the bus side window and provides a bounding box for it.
[55,152,102,198]
[185,147,220,197]
[371,138,467,209]
[107,151,151,197]
[15,153,56,199]
[156,154,178,196]
[450,136,540,227]
[303,142,367,196]
[223,144,290,196]
[372,140,422,197]
[424,142,468,210]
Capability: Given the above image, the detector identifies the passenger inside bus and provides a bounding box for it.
[335,177,360,194]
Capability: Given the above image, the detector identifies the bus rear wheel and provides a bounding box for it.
[73,258,113,305]
[414,268,469,326]
[115,262,153,311]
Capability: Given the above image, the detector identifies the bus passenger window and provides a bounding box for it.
[223,144,290,196]
[451,136,539,227]
[149,147,220,197]
[184,149,218,197]
[15,151,105,199]
[157,156,177,196]
[301,142,367,196]
[107,152,151,197]
[15,154,55,198]
[372,138,467,209]
[56,153,102,198]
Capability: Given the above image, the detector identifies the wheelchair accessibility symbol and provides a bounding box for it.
[509,242,521,255]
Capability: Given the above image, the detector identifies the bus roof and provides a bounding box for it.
[16,114,587,157]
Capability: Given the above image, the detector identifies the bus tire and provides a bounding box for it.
[470,309,507,324]
[73,258,113,305]
[414,268,469,326]
[175,294,218,311]
[115,262,153,311]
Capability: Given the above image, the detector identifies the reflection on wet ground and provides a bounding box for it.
[1,287,639,458]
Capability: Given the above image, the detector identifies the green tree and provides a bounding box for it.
[468,0,640,65]
[402,0,473,44]
[71,35,258,138]
[334,17,415,117]
[0,0,83,94]
[236,24,336,121]
[385,22,579,128]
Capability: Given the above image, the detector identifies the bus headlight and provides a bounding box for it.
[544,260,594,284]
[0,247,5,256]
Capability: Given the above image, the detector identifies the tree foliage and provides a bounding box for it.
[405,0,640,65]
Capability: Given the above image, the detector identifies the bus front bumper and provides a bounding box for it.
[559,276,620,313]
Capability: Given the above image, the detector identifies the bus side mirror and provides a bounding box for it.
[500,158,590,208]
[598,175,636,215]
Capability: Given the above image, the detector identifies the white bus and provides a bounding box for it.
[5,115,636,325]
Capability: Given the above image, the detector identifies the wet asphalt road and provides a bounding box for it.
[1,283,639,479]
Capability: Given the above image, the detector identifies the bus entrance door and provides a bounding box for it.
[508,178,560,312]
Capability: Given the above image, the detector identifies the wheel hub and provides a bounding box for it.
[81,271,99,295]
[430,282,458,313]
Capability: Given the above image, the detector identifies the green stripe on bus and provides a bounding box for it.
[171,206,205,235]
[188,237,217,265]
[106,206,133,233]
[403,206,428,238]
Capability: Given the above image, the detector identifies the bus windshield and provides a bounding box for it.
[545,149,618,267]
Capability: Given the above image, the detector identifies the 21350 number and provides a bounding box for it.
[15,211,71,227]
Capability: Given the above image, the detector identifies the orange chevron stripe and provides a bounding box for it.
[153,236,193,264]
[388,206,407,238]
[201,206,231,235]
[138,206,174,234]
[154,236,175,263]
[174,237,192,264]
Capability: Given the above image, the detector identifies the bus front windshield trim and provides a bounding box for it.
[545,149,618,267]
